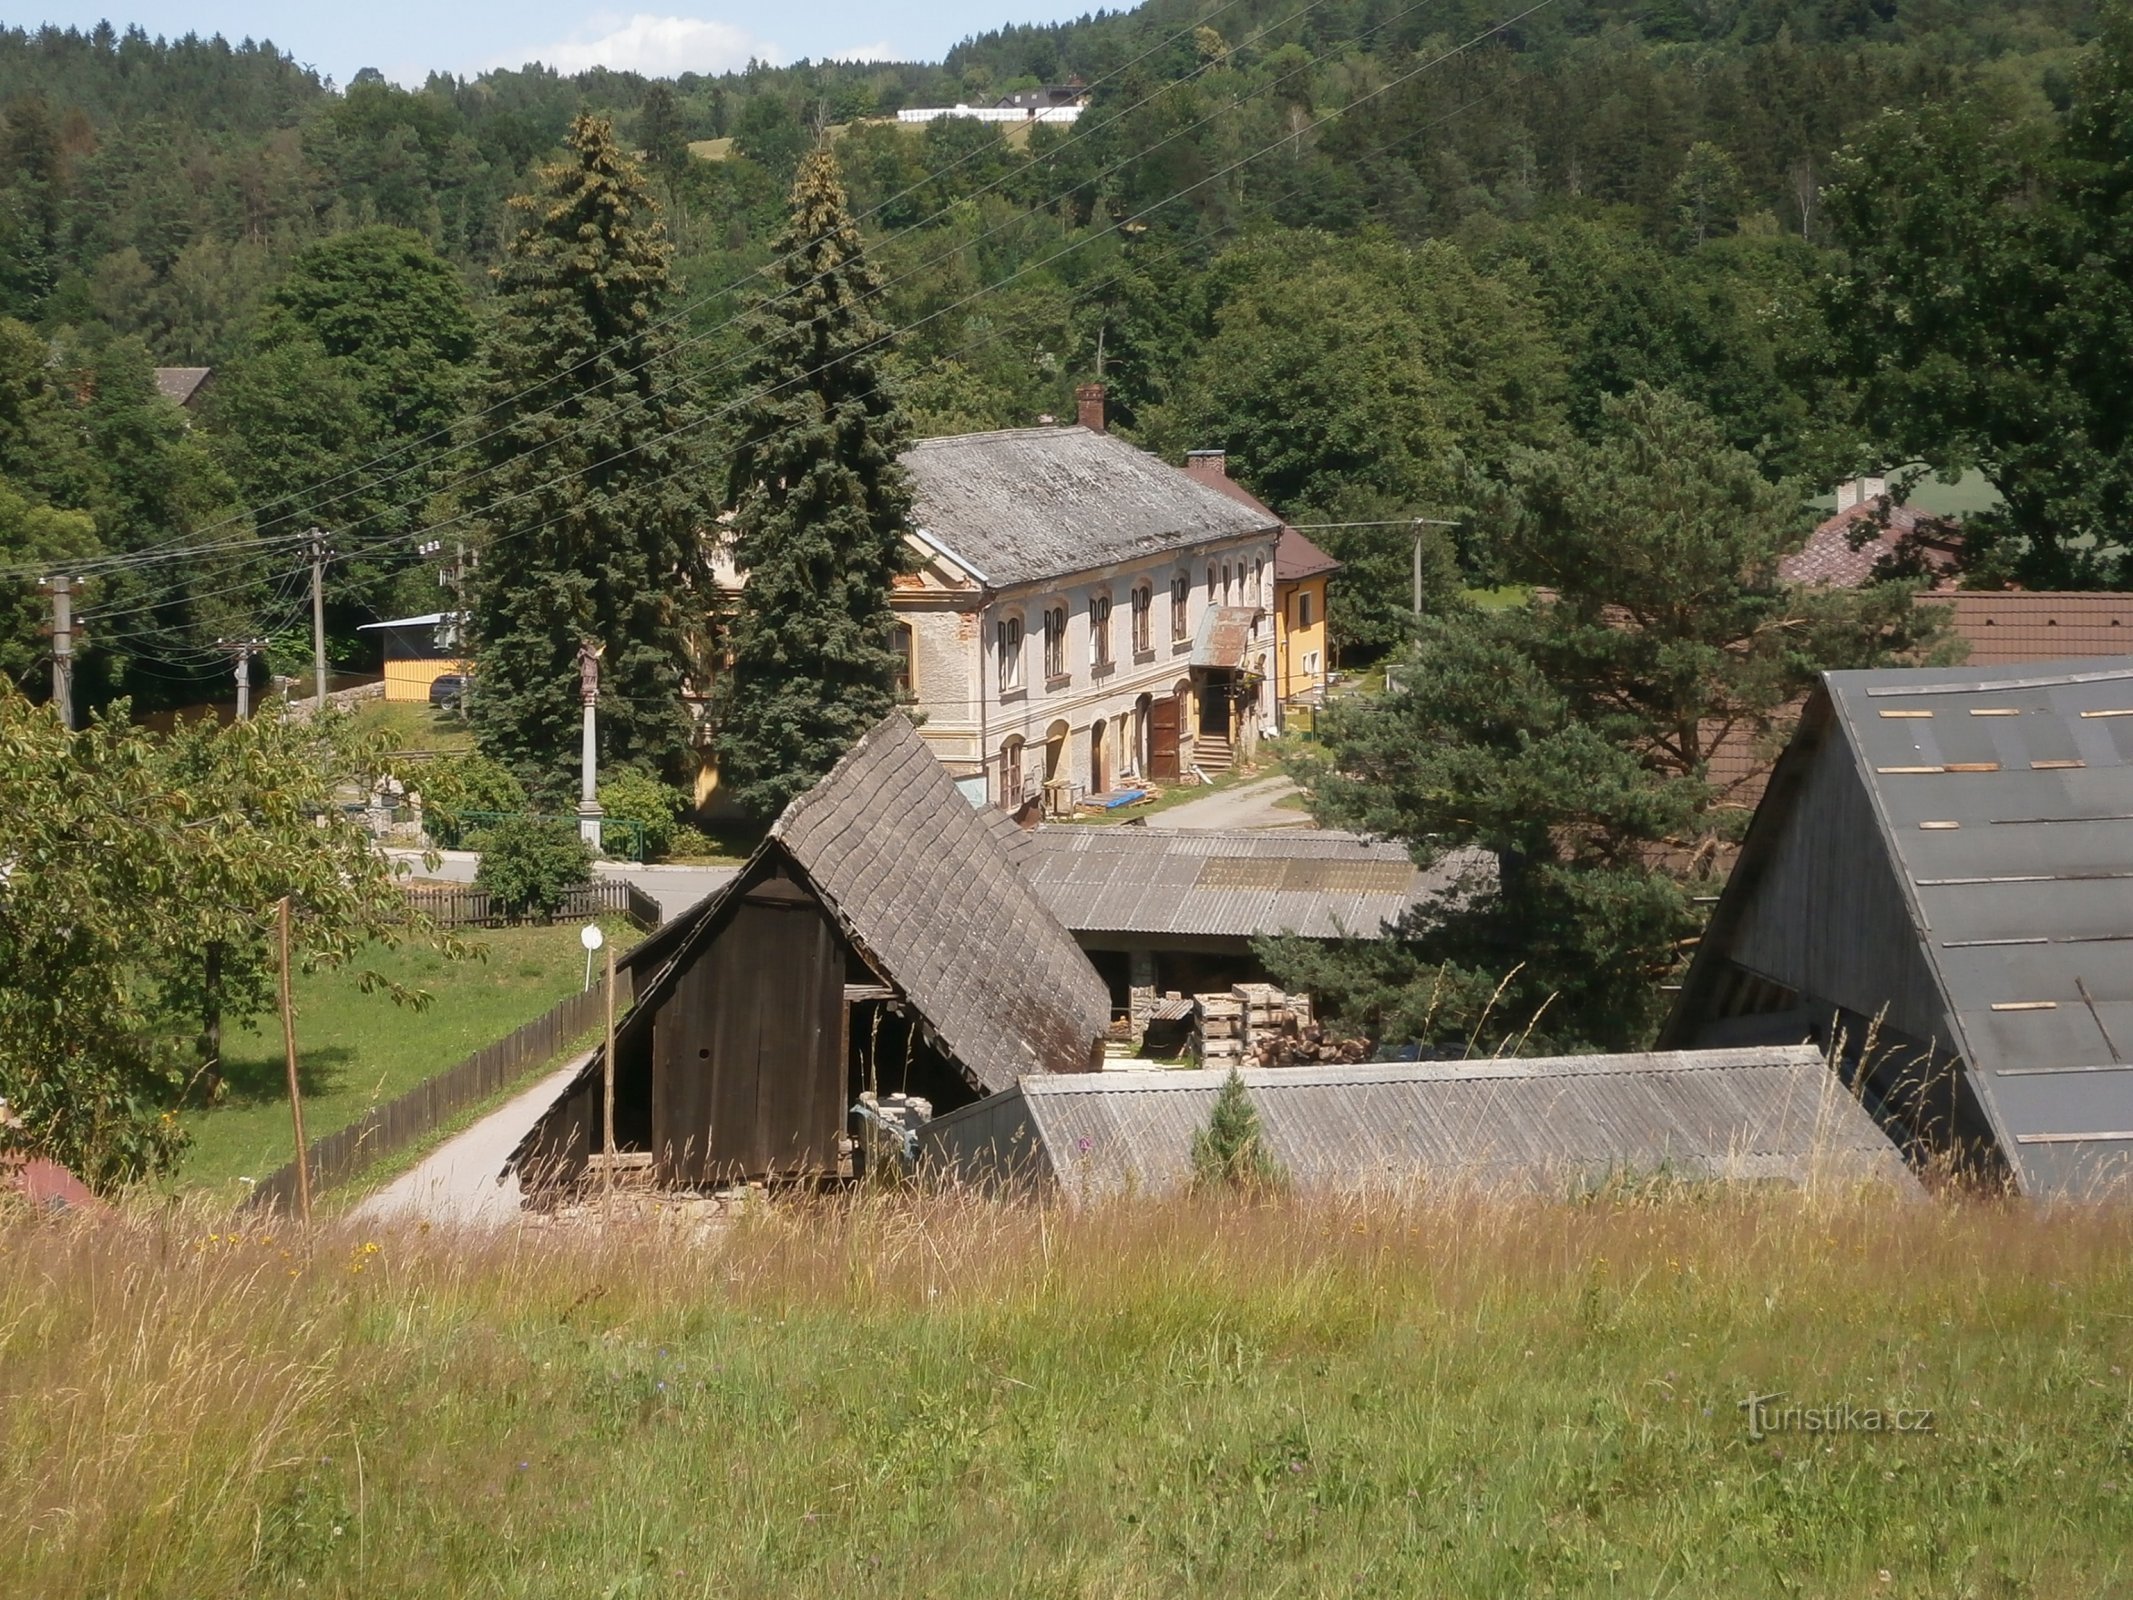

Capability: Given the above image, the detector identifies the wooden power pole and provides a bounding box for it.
[275,895,312,1224]
[307,528,332,708]
[41,574,75,728]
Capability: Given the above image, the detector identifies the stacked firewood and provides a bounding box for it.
[1250,1024,1372,1067]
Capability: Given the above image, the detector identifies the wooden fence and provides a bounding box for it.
[244,972,636,1216]
[401,879,662,931]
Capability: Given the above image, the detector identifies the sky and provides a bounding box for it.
[20,3,1096,87]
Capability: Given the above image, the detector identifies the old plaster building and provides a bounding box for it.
[893,389,1282,809]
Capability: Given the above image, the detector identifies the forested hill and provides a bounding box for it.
[0,3,2107,706]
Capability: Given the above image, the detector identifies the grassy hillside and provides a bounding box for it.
[173,919,637,1196]
[5,1188,2130,1595]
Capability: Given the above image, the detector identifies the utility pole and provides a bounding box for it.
[275,895,312,1226]
[427,538,475,717]
[218,637,268,720]
[577,639,605,851]
[41,574,74,728]
[306,528,332,708]
[1409,518,1462,621]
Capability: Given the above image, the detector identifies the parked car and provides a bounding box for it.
[429,673,471,710]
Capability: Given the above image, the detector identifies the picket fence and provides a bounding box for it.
[400,879,661,931]
[243,972,636,1216]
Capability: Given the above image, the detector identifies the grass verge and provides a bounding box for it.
[4,1188,2130,1596]
[172,919,639,1198]
[317,1023,603,1215]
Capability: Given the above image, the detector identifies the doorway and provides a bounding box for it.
[1198,672,1232,737]
[1089,719,1108,792]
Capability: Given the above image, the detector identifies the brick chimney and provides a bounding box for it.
[1185,448,1228,481]
[1075,382,1106,433]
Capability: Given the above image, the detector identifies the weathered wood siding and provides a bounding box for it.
[1725,734,1948,1046]
[651,867,847,1183]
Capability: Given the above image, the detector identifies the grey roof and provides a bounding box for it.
[1021,826,1493,939]
[1811,659,2133,1195]
[153,366,213,405]
[919,1046,1915,1200]
[901,427,1278,588]
[768,711,1109,1089]
[509,717,1108,1166]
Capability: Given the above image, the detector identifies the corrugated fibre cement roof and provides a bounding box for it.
[1023,826,1491,939]
[1829,658,2133,1195]
[920,1046,1914,1201]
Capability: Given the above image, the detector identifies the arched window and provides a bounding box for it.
[996,613,1024,692]
[1090,592,1113,668]
[1001,736,1025,806]
[1043,604,1067,678]
[1131,584,1153,653]
[1170,573,1190,640]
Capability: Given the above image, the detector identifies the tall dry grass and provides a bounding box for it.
[4,1184,2131,1596]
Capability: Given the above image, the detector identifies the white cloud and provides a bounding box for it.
[497,13,782,77]
[827,41,899,63]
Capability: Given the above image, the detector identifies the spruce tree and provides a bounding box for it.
[466,114,708,798]
[714,146,915,819]
[1190,1068,1286,1194]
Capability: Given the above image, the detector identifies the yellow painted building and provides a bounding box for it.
[1272,527,1340,713]
[358,613,469,703]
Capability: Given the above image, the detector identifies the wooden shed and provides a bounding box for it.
[510,713,1110,1190]
[1663,659,2133,1196]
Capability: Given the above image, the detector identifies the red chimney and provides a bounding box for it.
[1185,448,1227,480]
[1075,383,1106,433]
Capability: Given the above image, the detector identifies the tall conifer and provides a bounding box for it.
[714,146,914,819]
[466,114,707,795]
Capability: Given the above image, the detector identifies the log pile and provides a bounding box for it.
[1251,1025,1372,1067]
[1192,984,1371,1066]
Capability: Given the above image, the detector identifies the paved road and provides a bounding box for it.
[1146,774,1314,832]
[350,1051,589,1227]
[386,850,737,922]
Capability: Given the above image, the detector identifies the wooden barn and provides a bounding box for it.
[1663,659,2133,1197]
[509,713,1110,1191]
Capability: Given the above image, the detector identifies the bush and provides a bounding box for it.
[1189,1068,1286,1194]
[596,768,686,860]
[410,751,526,839]
[474,817,594,918]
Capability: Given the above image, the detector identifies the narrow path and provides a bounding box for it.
[350,1051,588,1227]
[1146,774,1312,831]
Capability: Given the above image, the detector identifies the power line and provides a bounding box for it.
[5,0,1283,587]
[42,6,1549,693]
[13,0,1448,594]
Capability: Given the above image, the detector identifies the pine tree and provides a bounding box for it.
[714,145,915,819]
[466,114,708,798]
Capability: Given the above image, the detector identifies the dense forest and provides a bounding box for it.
[0,0,2109,709]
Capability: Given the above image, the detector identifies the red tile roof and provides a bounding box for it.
[2,1153,99,1211]
[1182,459,1342,580]
[1919,590,2133,664]
[1274,524,1341,581]
[1780,500,1963,588]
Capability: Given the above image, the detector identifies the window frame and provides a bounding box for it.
[996,612,1024,693]
[1042,604,1067,681]
[1089,590,1114,670]
[1131,583,1153,654]
[1170,573,1190,641]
